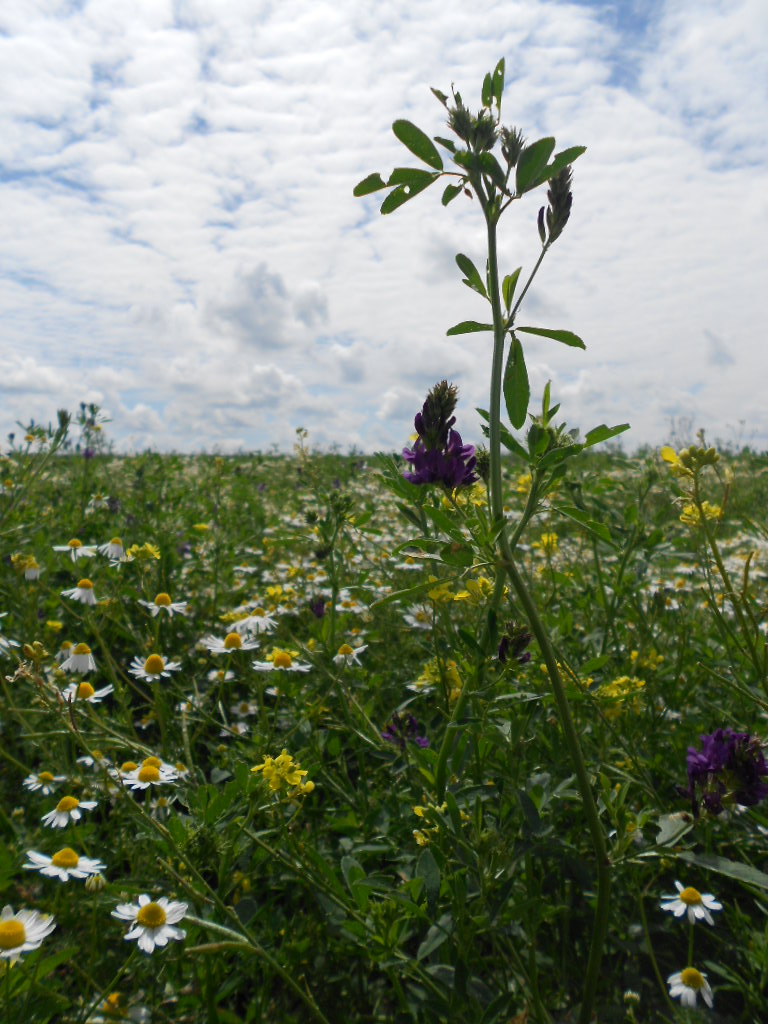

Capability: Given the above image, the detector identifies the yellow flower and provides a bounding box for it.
[534,533,558,556]
[454,576,493,605]
[679,501,721,527]
[125,543,161,562]
[251,750,311,794]
[426,577,455,603]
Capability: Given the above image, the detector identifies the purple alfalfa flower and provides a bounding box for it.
[402,381,478,489]
[308,597,326,619]
[381,712,429,751]
[686,728,768,816]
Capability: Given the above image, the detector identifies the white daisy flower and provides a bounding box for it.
[220,721,250,738]
[23,771,67,795]
[333,643,368,667]
[207,669,235,685]
[23,558,41,581]
[120,759,178,790]
[77,750,111,770]
[0,612,19,653]
[112,894,187,954]
[667,967,713,1008]
[62,680,114,704]
[61,578,99,605]
[129,654,181,680]
[41,795,98,828]
[0,905,56,962]
[230,699,258,718]
[24,847,106,882]
[252,648,310,672]
[60,643,97,674]
[660,881,723,925]
[403,605,433,629]
[202,632,259,654]
[98,537,125,560]
[138,593,188,617]
[230,608,277,635]
[53,538,97,561]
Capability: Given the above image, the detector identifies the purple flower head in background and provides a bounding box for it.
[381,712,429,751]
[402,381,478,489]
[686,727,768,816]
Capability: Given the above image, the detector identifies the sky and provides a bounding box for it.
[1,0,767,454]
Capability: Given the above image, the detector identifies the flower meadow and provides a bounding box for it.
[2,63,768,1024]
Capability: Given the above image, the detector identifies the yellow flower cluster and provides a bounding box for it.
[597,676,646,719]
[125,543,161,562]
[453,576,494,605]
[414,658,463,702]
[679,501,722,527]
[533,533,559,556]
[251,749,314,796]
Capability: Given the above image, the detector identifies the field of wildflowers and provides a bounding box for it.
[2,60,768,1024]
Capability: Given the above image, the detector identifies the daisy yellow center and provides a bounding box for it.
[76,579,93,590]
[92,750,103,761]
[67,539,82,549]
[136,902,167,928]
[239,702,250,714]
[56,796,79,812]
[138,765,160,783]
[38,771,54,783]
[144,654,165,674]
[252,608,265,617]
[143,756,162,768]
[338,644,354,656]
[679,887,702,906]
[680,968,705,989]
[272,651,293,669]
[73,643,91,655]
[121,761,138,773]
[61,641,73,651]
[224,633,242,649]
[0,920,25,950]
[109,538,122,546]
[51,847,79,868]
[77,683,95,699]
[154,593,171,607]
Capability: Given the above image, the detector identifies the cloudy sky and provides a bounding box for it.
[1,0,766,454]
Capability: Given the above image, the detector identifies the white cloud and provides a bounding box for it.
[0,0,766,454]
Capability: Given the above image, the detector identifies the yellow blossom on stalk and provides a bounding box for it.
[125,543,161,562]
[597,676,645,719]
[515,472,532,494]
[251,750,314,795]
[426,577,455,603]
[679,501,722,527]
[454,576,494,605]
[192,523,210,532]
[534,533,559,556]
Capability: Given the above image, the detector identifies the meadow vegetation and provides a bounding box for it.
[1,59,768,1024]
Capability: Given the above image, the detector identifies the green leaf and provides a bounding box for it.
[379,169,439,214]
[446,320,494,335]
[476,407,528,461]
[416,847,441,917]
[502,267,521,311]
[440,541,475,567]
[417,914,453,960]
[677,851,768,891]
[478,152,507,191]
[655,813,695,847]
[423,504,465,542]
[431,87,449,108]
[553,505,614,546]
[533,145,587,189]
[503,333,529,429]
[516,326,586,349]
[515,137,556,195]
[492,59,505,108]
[353,172,387,197]
[455,253,487,298]
[584,423,631,447]
[392,119,443,171]
[434,136,456,153]
[441,182,464,206]
[388,167,439,189]
[481,72,493,108]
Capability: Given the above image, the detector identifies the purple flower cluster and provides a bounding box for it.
[686,728,768,816]
[402,381,478,489]
[381,712,429,751]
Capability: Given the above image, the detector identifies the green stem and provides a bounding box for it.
[485,206,610,1024]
